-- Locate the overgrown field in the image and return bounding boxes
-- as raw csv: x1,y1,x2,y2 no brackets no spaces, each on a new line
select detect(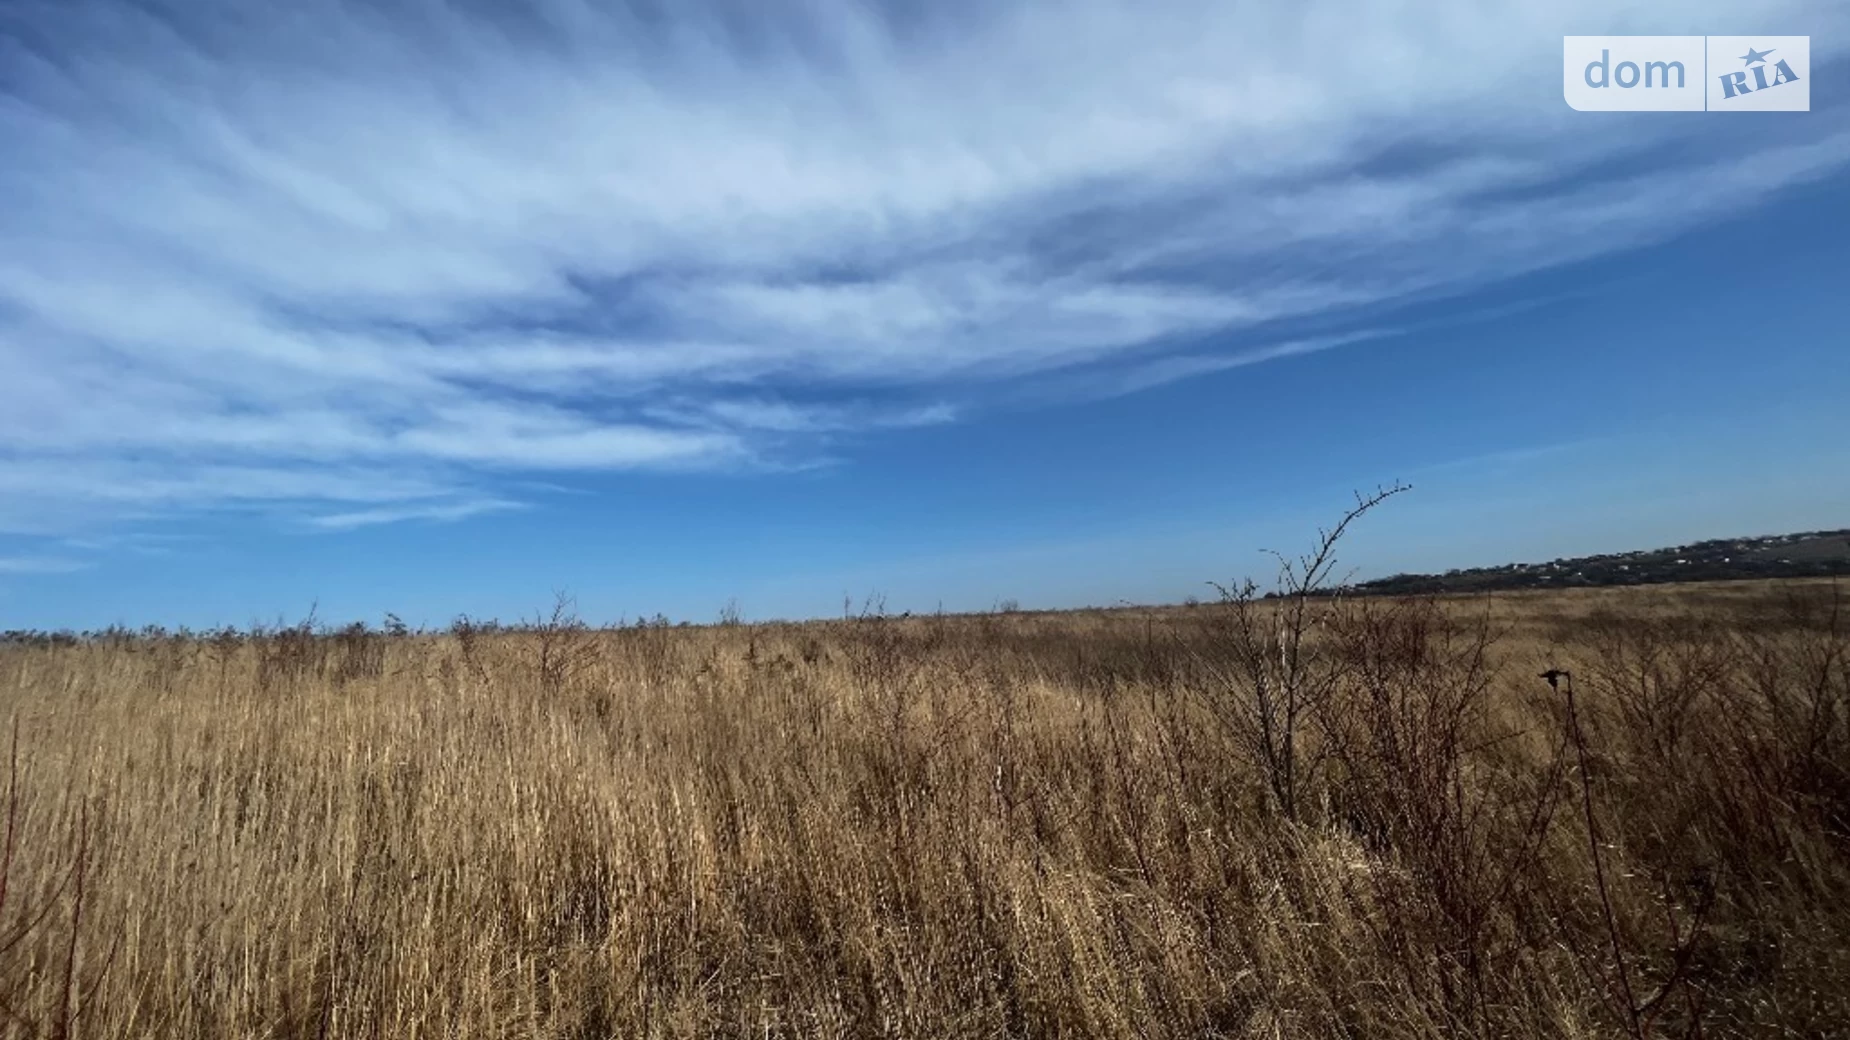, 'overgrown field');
1,579,1846,1038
